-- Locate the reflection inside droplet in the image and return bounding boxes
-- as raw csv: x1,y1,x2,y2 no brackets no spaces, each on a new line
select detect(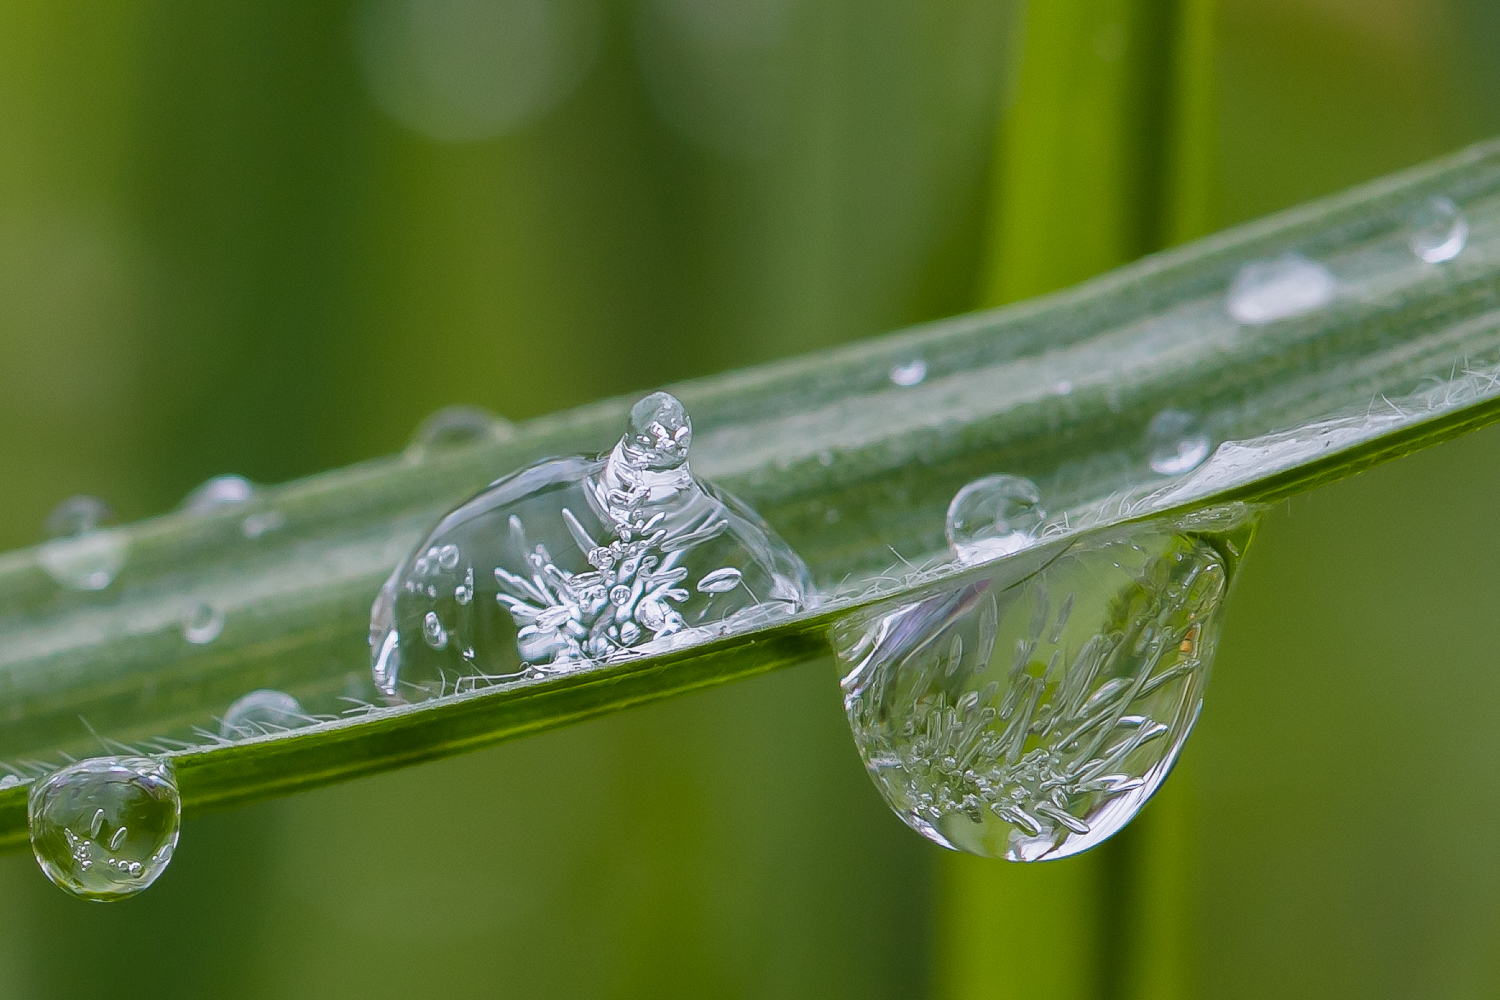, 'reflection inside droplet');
1226,253,1336,325
1408,195,1468,264
946,475,1045,564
